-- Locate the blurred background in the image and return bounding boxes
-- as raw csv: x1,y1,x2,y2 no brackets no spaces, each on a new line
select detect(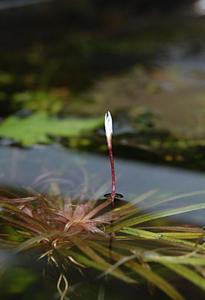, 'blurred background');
2,0,205,195
0,1,204,119
1,1,205,153
1,0,205,184
1,0,205,179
